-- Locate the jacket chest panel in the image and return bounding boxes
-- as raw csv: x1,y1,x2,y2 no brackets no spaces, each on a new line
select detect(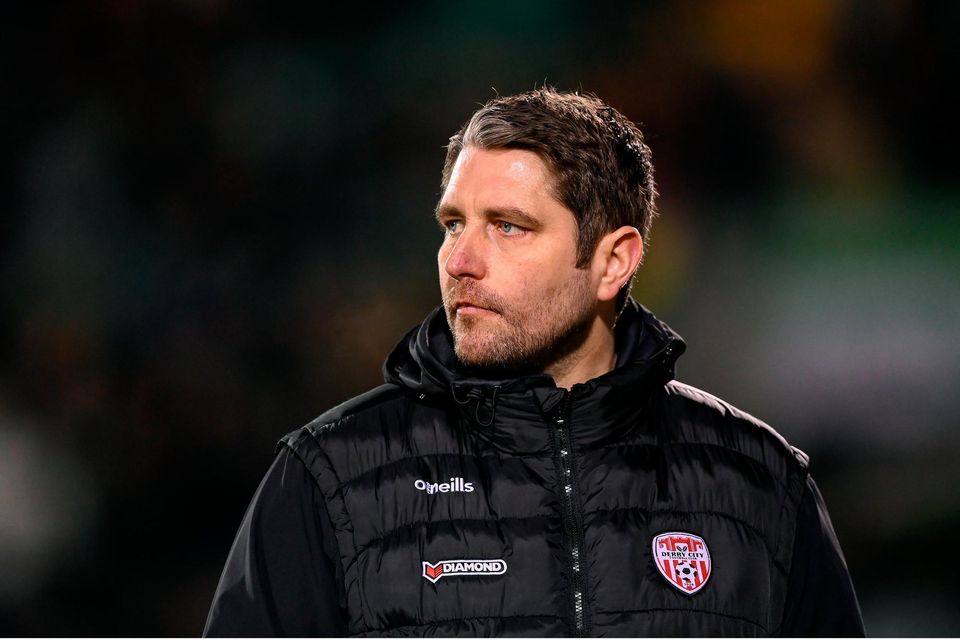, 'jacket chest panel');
340,453,559,551
579,510,774,633
356,515,568,632
576,444,783,537
325,417,792,636
342,453,570,632
569,444,784,633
